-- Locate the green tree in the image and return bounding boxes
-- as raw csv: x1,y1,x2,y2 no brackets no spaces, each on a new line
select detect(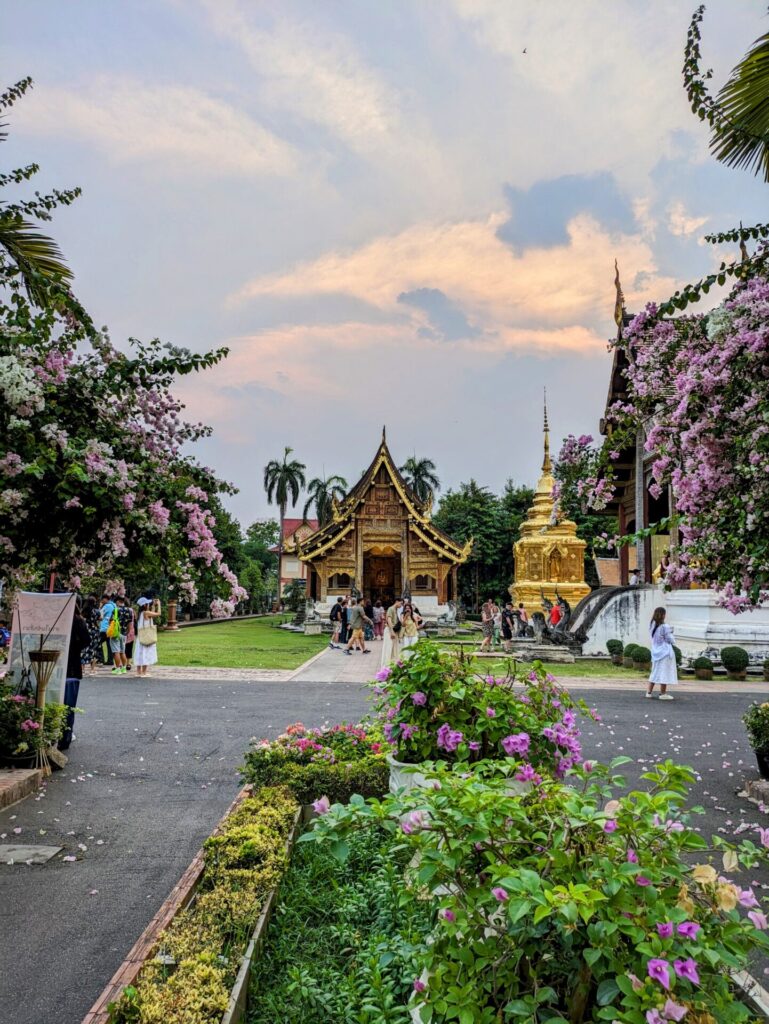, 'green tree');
399,456,440,504
303,474,348,526
240,559,266,612
243,520,280,576
434,481,498,611
263,447,306,598
0,78,80,305
207,496,245,575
